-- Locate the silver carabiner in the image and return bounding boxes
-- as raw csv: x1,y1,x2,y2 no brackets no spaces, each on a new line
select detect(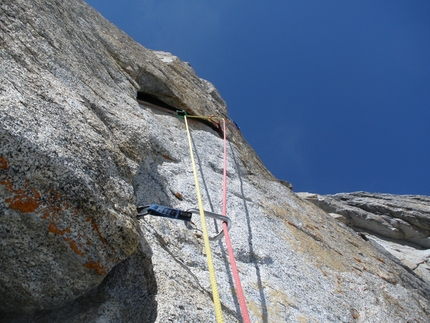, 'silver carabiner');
136,205,151,218
187,208,232,241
